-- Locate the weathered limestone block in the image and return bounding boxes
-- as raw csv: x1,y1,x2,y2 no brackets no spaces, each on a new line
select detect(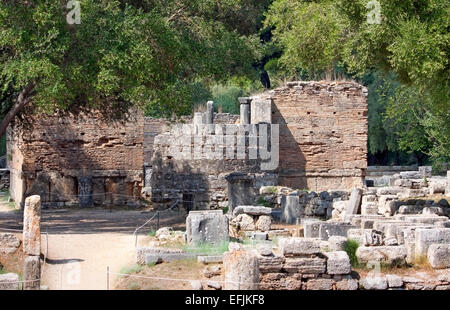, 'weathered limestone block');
255,215,271,232
186,211,229,245
223,250,259,290
135,247,183,265
233,205,272,217
377,195,398,215
419,166,432,178
282,257,326,274
240,102,250,125
414,228,450,258
394,179,413,188
23,256,40,290
376,187,403,196
361,202,378,215
305,279,334,290
400,171,421,179
386,274,403,288
318,222,357,241
281,195,300,224
422,207,444,216
257,255,285,273
335,278,358,290
206,101,214,124
356,246,407,266
0,233,21,254
325,251,351,275
362,195,377,203
0,273,19,290
361,277,388,290
279,237,321,256
232,214,255,231
430,181,446,195
347,228,365,244
251,99,271,124
303,220,322,238
259,273,302,290
362,229,384,246
427,244,450,269
328,236,348,251
446,171,450,197
346,188,363,215
23,195,41,256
